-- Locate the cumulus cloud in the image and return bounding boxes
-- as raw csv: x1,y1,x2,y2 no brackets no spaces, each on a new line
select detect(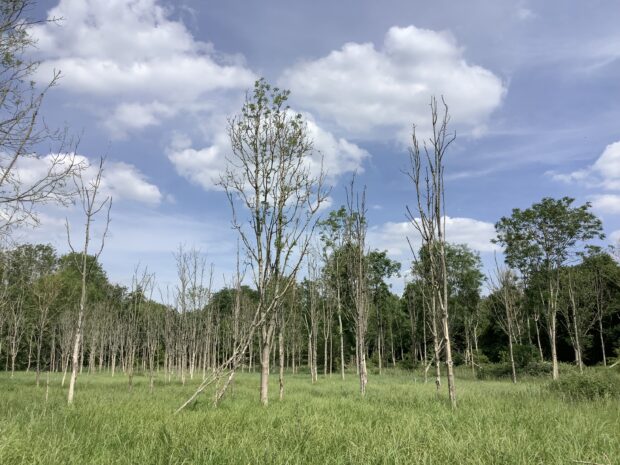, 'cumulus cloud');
551,141,620,192
368,217,499,260
280,25,505,141
32,0,255,137
167,113,369,192
16,154,163,205
590,194,620,215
